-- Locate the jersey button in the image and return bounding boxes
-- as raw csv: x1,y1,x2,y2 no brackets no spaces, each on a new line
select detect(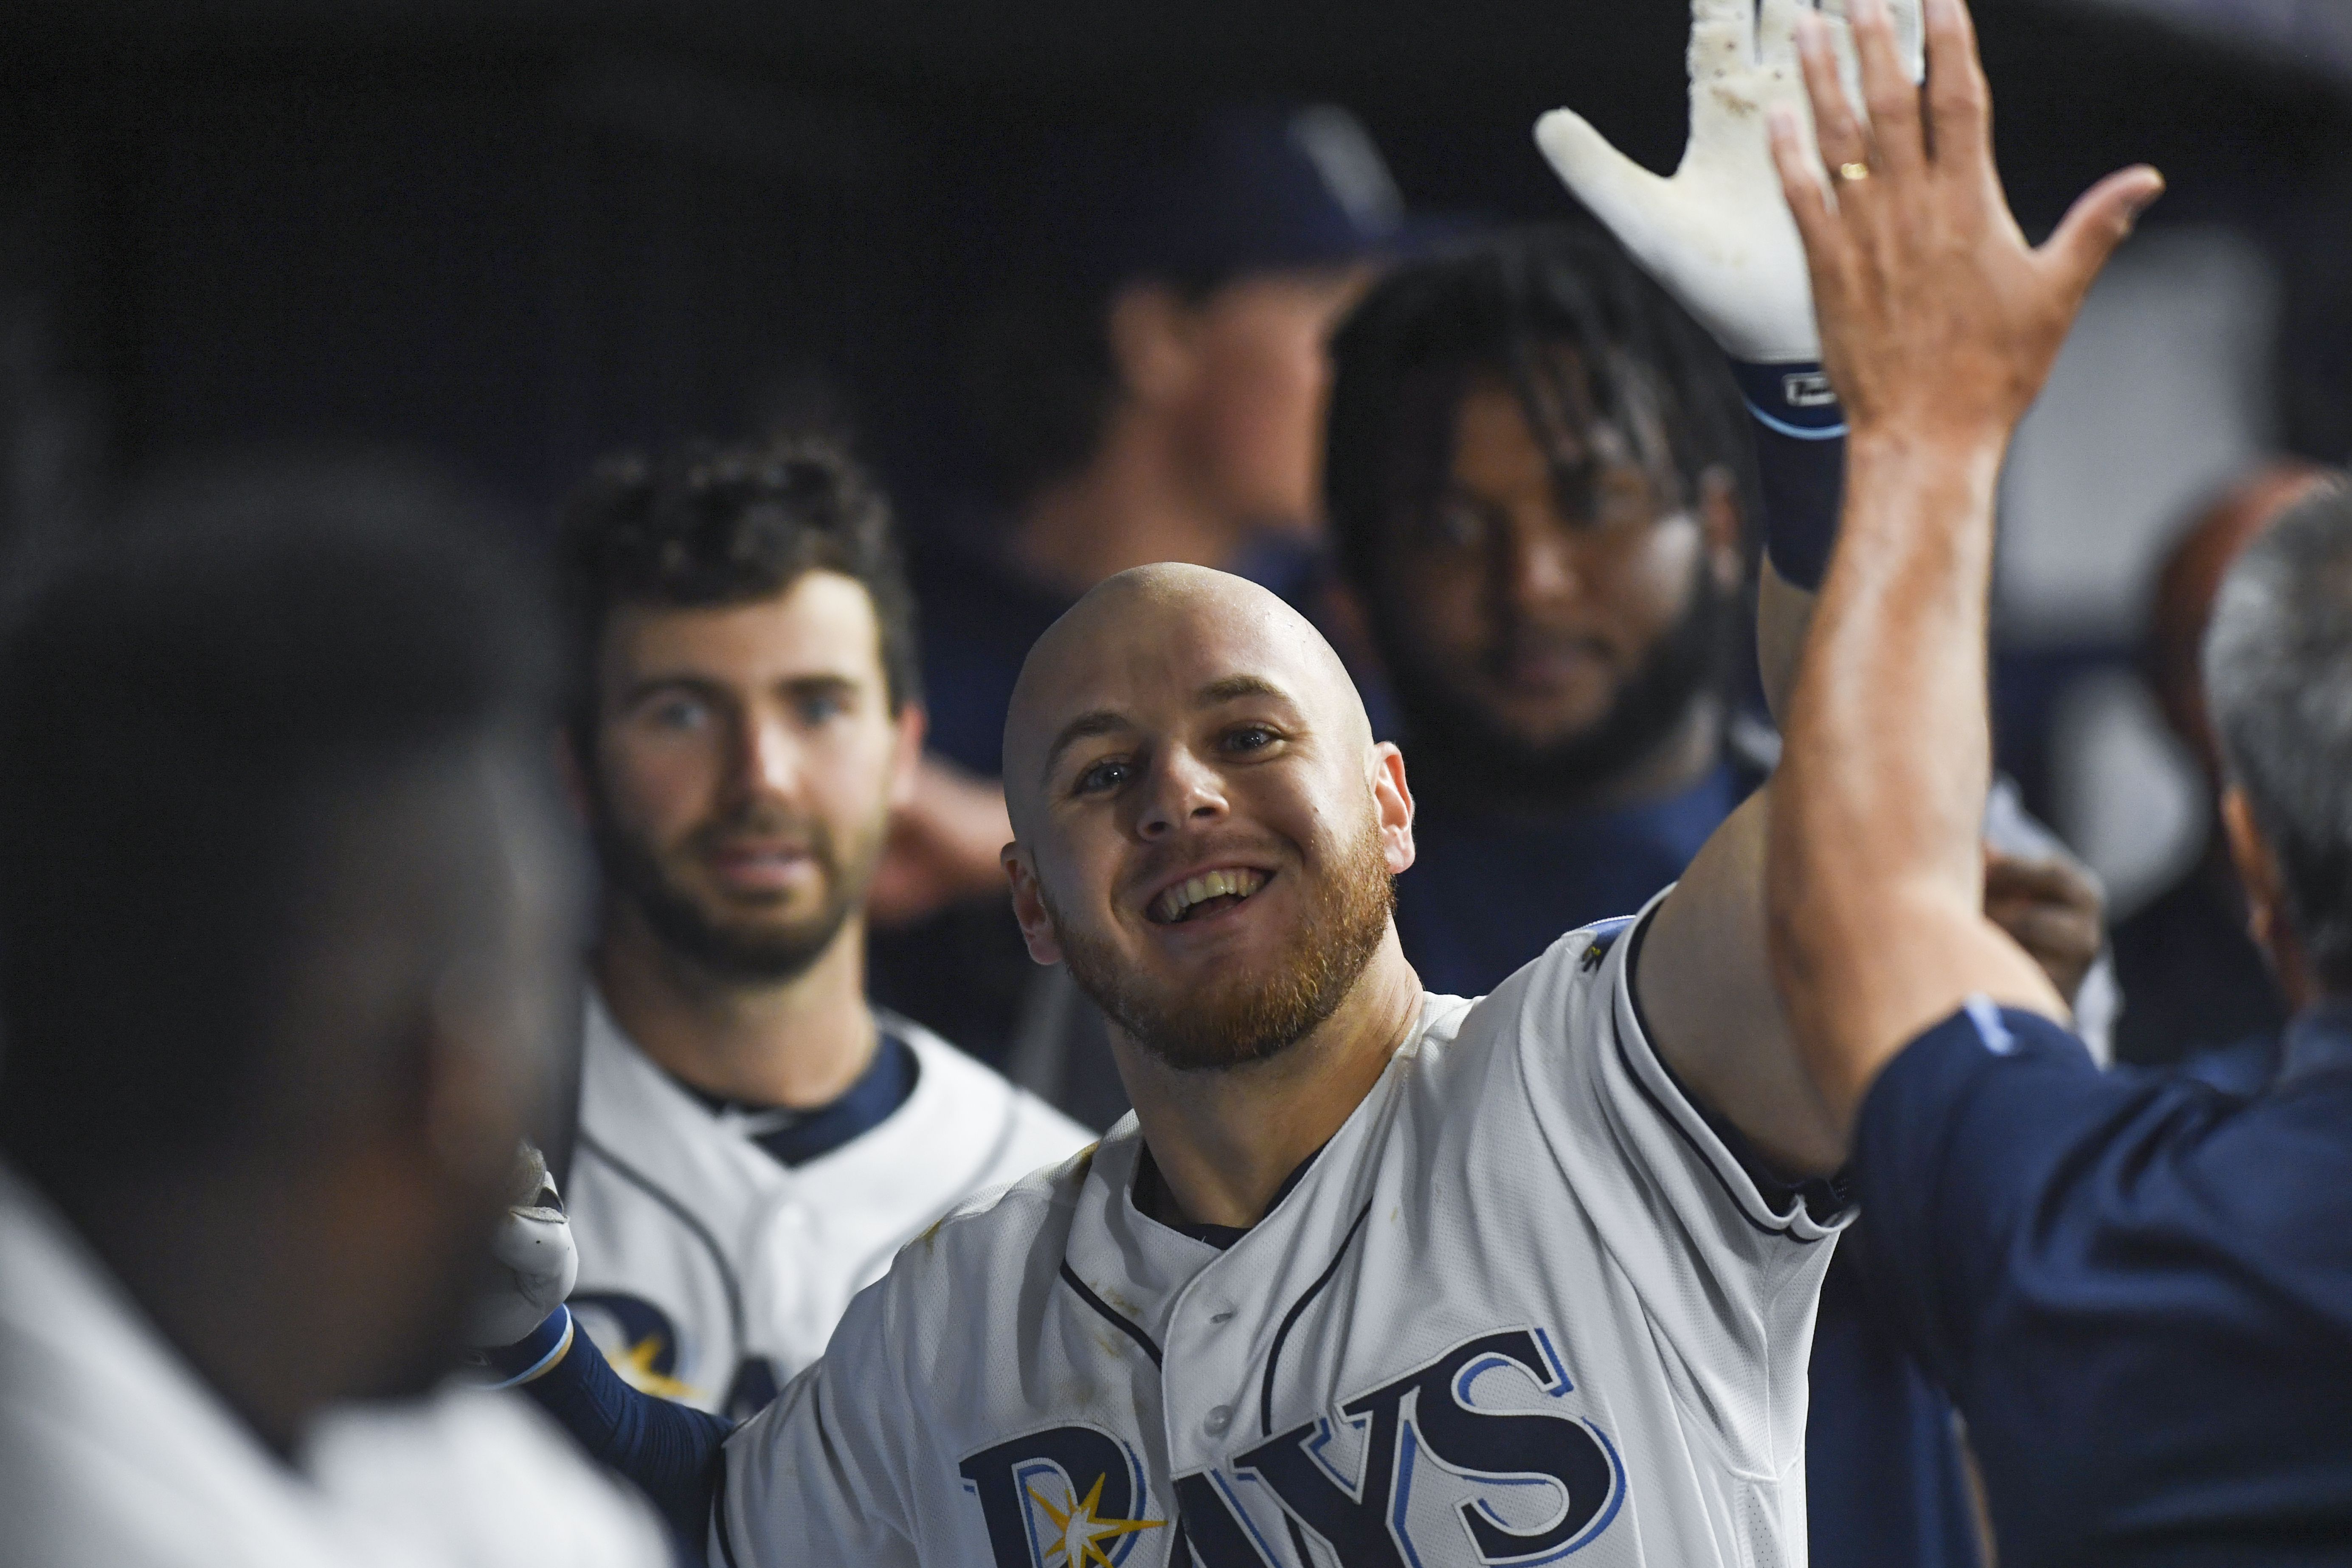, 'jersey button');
1204,1405,1233,1436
